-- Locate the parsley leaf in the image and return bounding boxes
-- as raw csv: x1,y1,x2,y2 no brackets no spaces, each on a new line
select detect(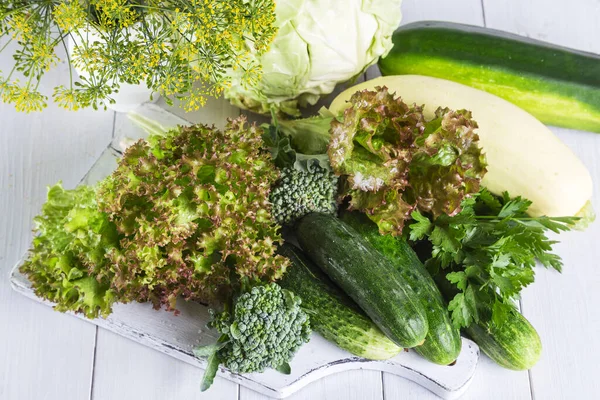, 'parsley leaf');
409,211,433,241
410,188,578,329
446,271,468,291
448,286,479,329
